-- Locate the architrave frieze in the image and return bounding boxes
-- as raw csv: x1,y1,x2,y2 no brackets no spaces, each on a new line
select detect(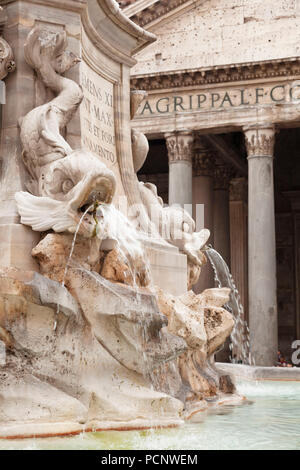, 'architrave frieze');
131,57,300,91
